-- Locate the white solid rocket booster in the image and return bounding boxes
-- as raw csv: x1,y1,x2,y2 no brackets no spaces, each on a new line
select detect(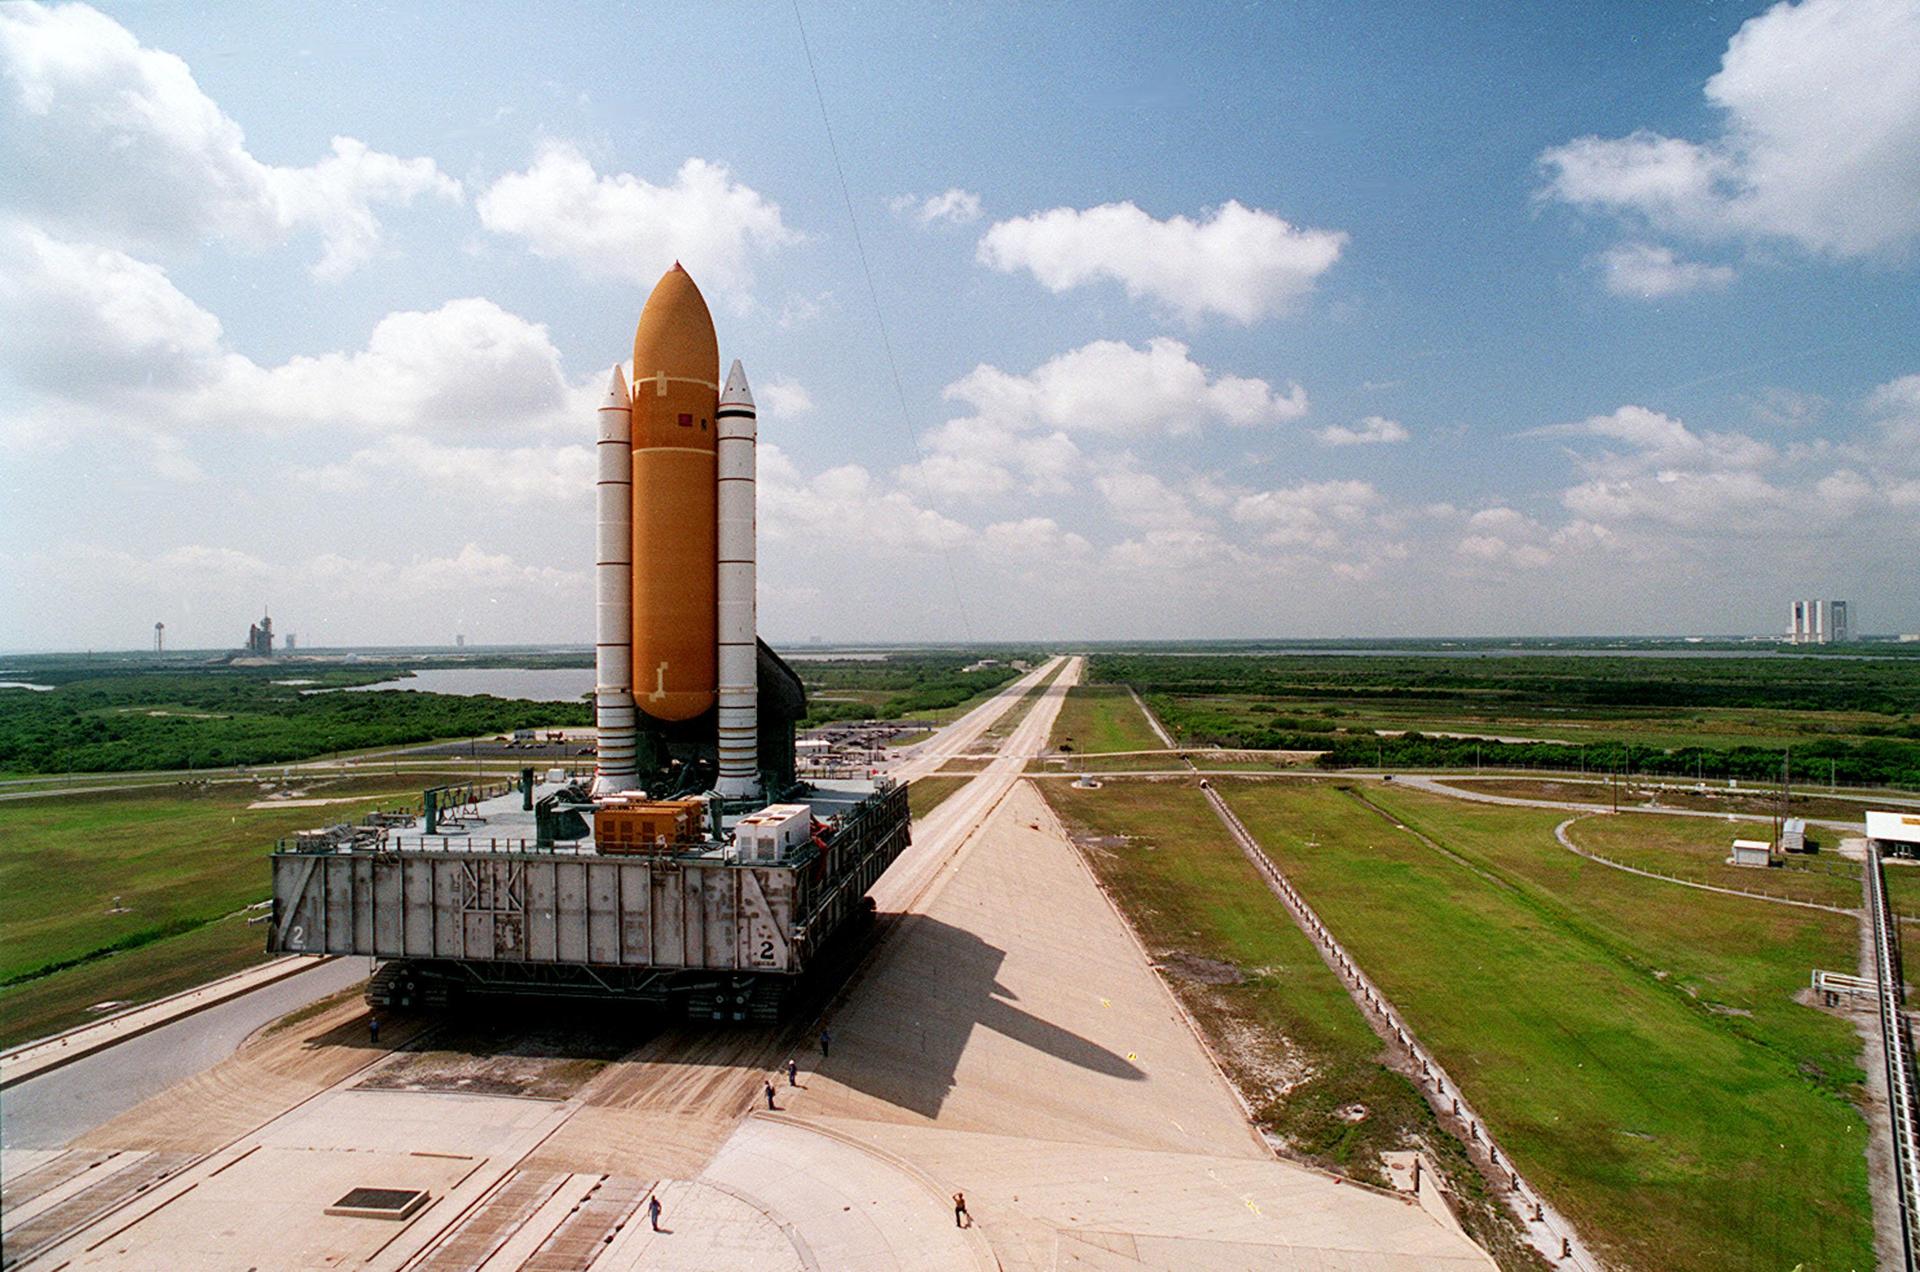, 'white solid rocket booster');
714,359,759,798
593,365,640,794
